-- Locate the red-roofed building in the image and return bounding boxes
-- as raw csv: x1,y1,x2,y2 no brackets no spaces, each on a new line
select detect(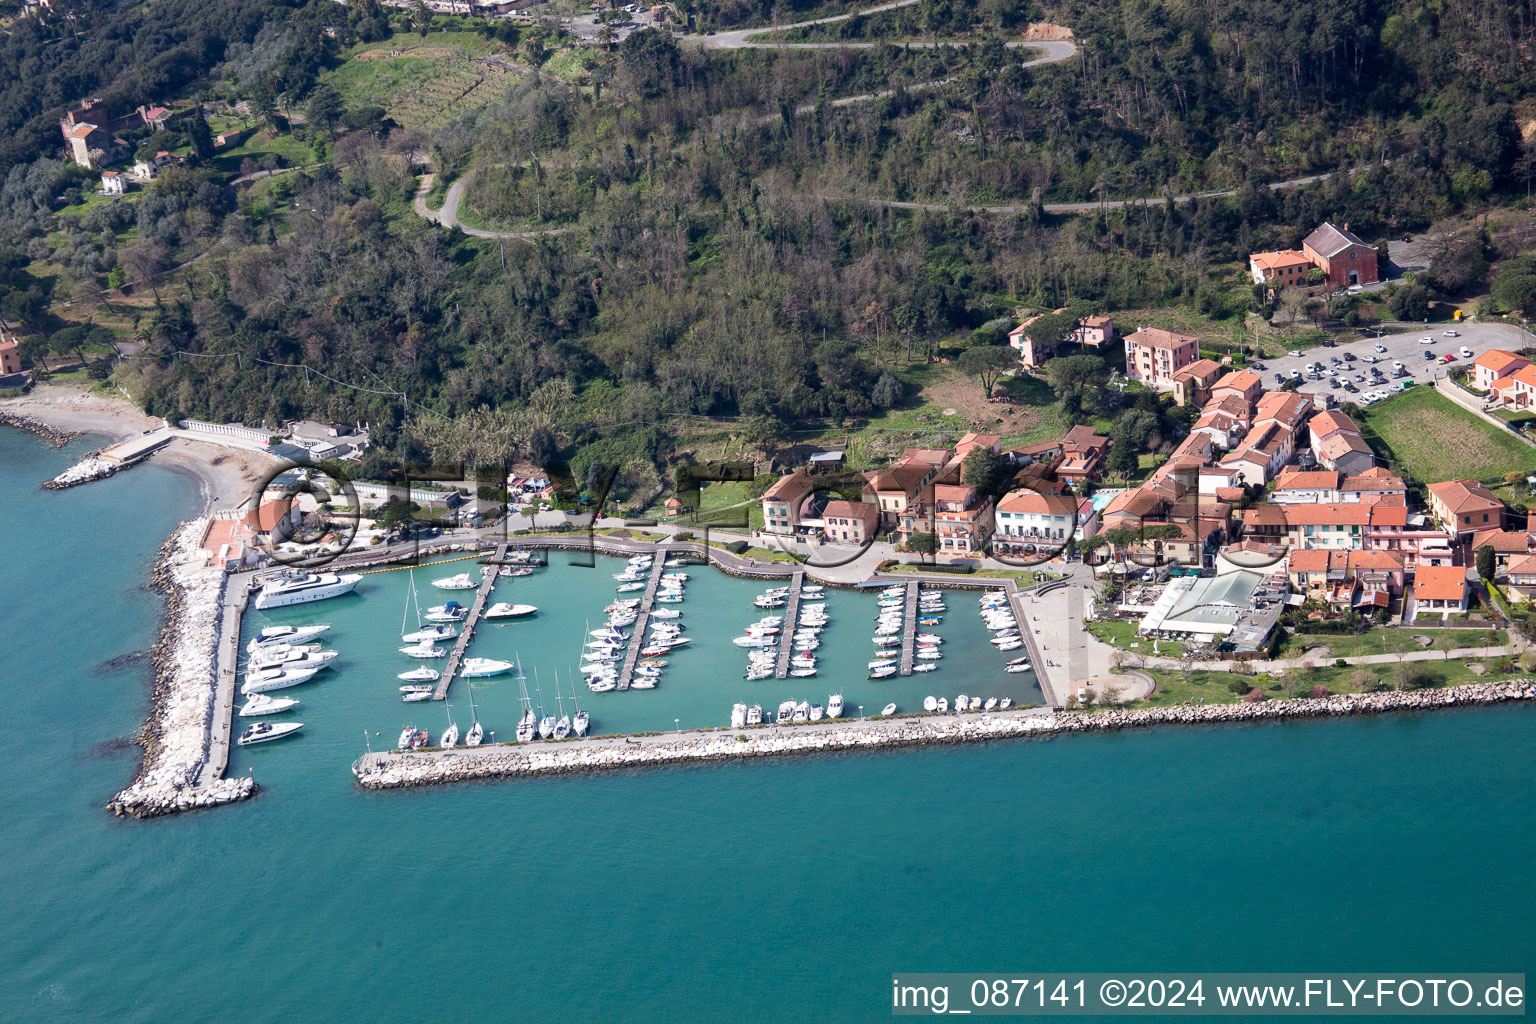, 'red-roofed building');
1272,470,1342,504
1426,479,1505,539
1472,349,1532,392
1008,308,1067,368
199,517,255,570
955,432,1001,459
1340,467,1407,505
761,471,815,535
821,499,878,544
1124,327,1200,386
1248,249,1314,290
1506,554,1536,599
1412,565,1470,619
994,489,1079,548
930,483,994,554
1170,358,1224,406
1487,362,1536,410
1210,370,1263,408
1073,314,1116,347
1302,223,1379,289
